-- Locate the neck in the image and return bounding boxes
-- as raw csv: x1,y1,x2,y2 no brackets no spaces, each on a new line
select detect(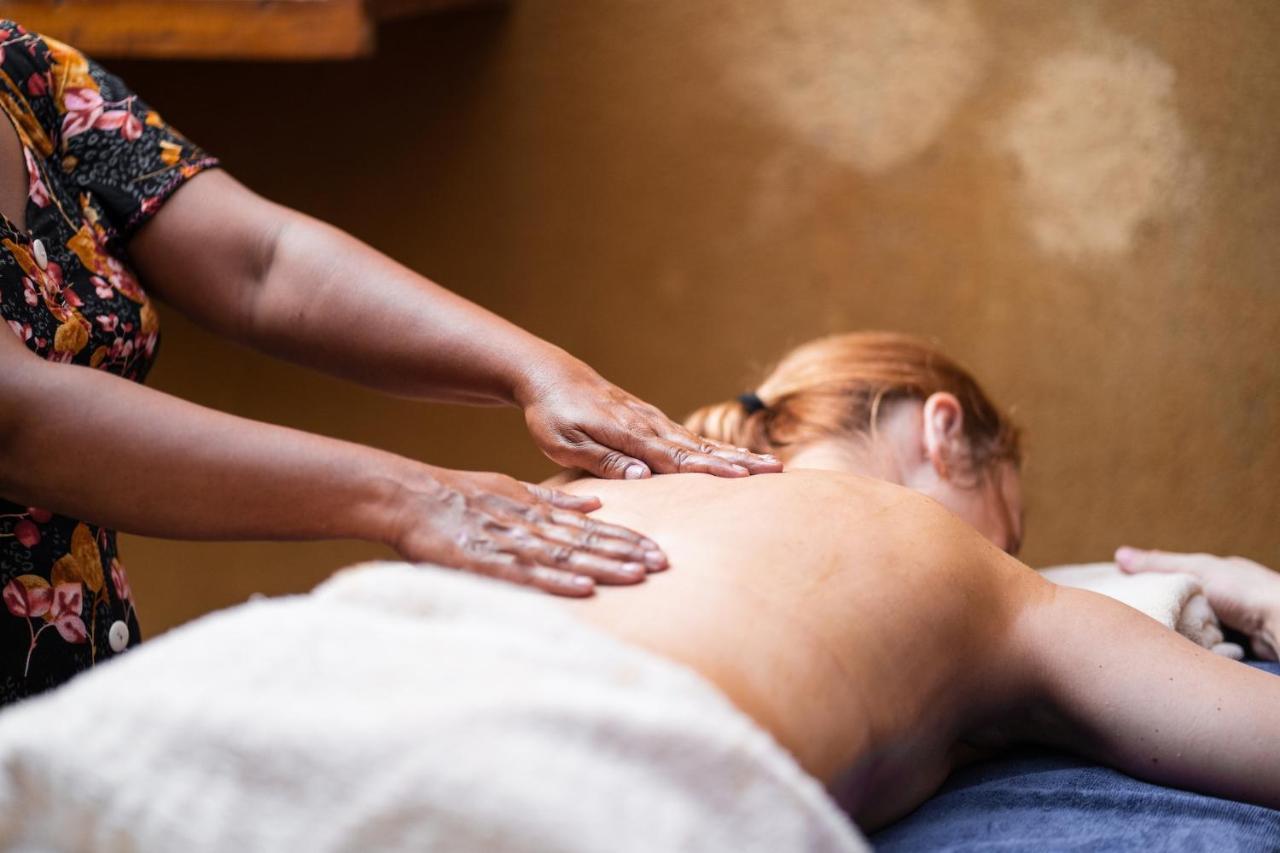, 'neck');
783,440,903,484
